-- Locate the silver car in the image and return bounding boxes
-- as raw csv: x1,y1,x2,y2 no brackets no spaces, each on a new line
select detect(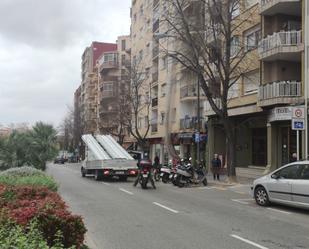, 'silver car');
251,161,309,209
